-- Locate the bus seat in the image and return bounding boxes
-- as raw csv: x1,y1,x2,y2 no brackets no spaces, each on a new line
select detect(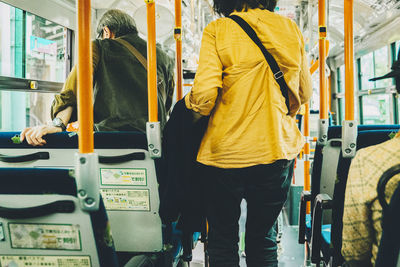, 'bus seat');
327,125,400,140
0,131,163,254
311,130,394,266
0,168,118,267
299,139,341,244
299,125,400,245
321,224,332,263
304,213,312,242
168,222,201,265
0,131,147,149
376,165,400,267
